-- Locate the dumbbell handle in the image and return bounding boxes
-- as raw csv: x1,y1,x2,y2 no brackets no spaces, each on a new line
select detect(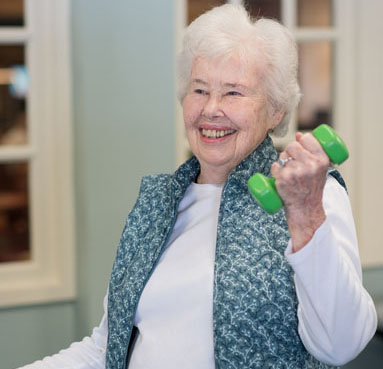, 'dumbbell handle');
248,124,349,214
